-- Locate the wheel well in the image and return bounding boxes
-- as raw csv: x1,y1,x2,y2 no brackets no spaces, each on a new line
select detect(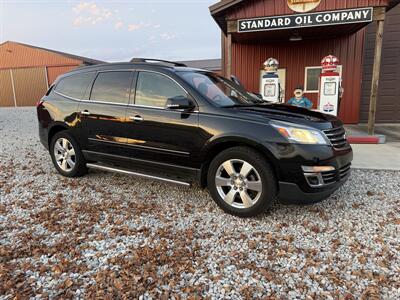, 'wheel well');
48,125,68,148
199,141,279,188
